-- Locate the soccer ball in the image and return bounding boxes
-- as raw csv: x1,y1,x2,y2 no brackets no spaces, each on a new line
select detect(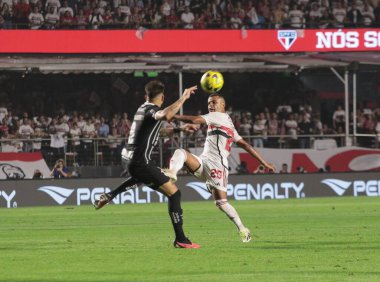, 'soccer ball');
200,70,224,94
